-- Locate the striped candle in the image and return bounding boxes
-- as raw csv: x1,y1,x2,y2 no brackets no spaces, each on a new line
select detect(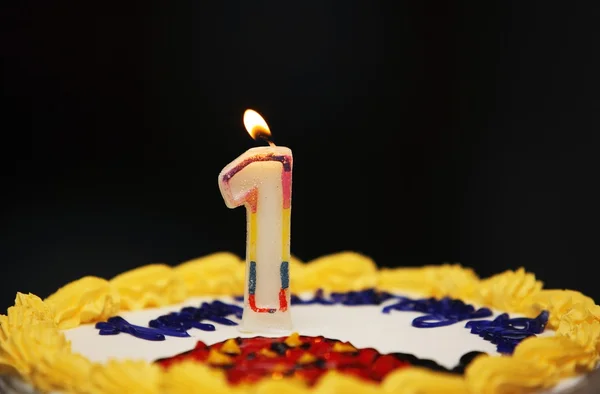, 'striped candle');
218,111,293,333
